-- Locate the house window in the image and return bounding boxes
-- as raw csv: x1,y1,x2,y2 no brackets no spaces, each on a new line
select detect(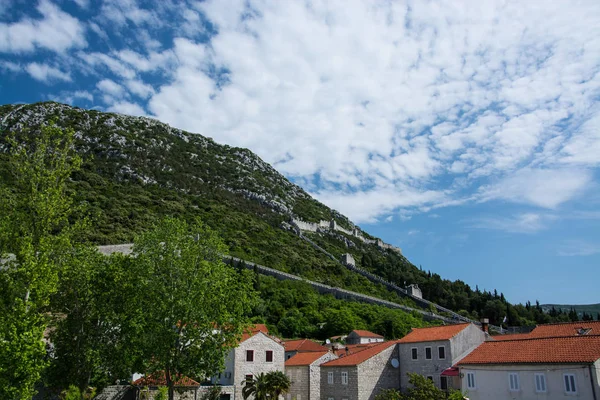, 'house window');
466,372,476,390
328,372,334,384
426,376,433,381
341,372,348,385
508,373,520,391
440,377,448,390
411,348,418,360
438,346,445,360
246,350,254,362
245,374,253,382
425,347,432,360
564,374,577,394
266,350,273,362
535,373,547,393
